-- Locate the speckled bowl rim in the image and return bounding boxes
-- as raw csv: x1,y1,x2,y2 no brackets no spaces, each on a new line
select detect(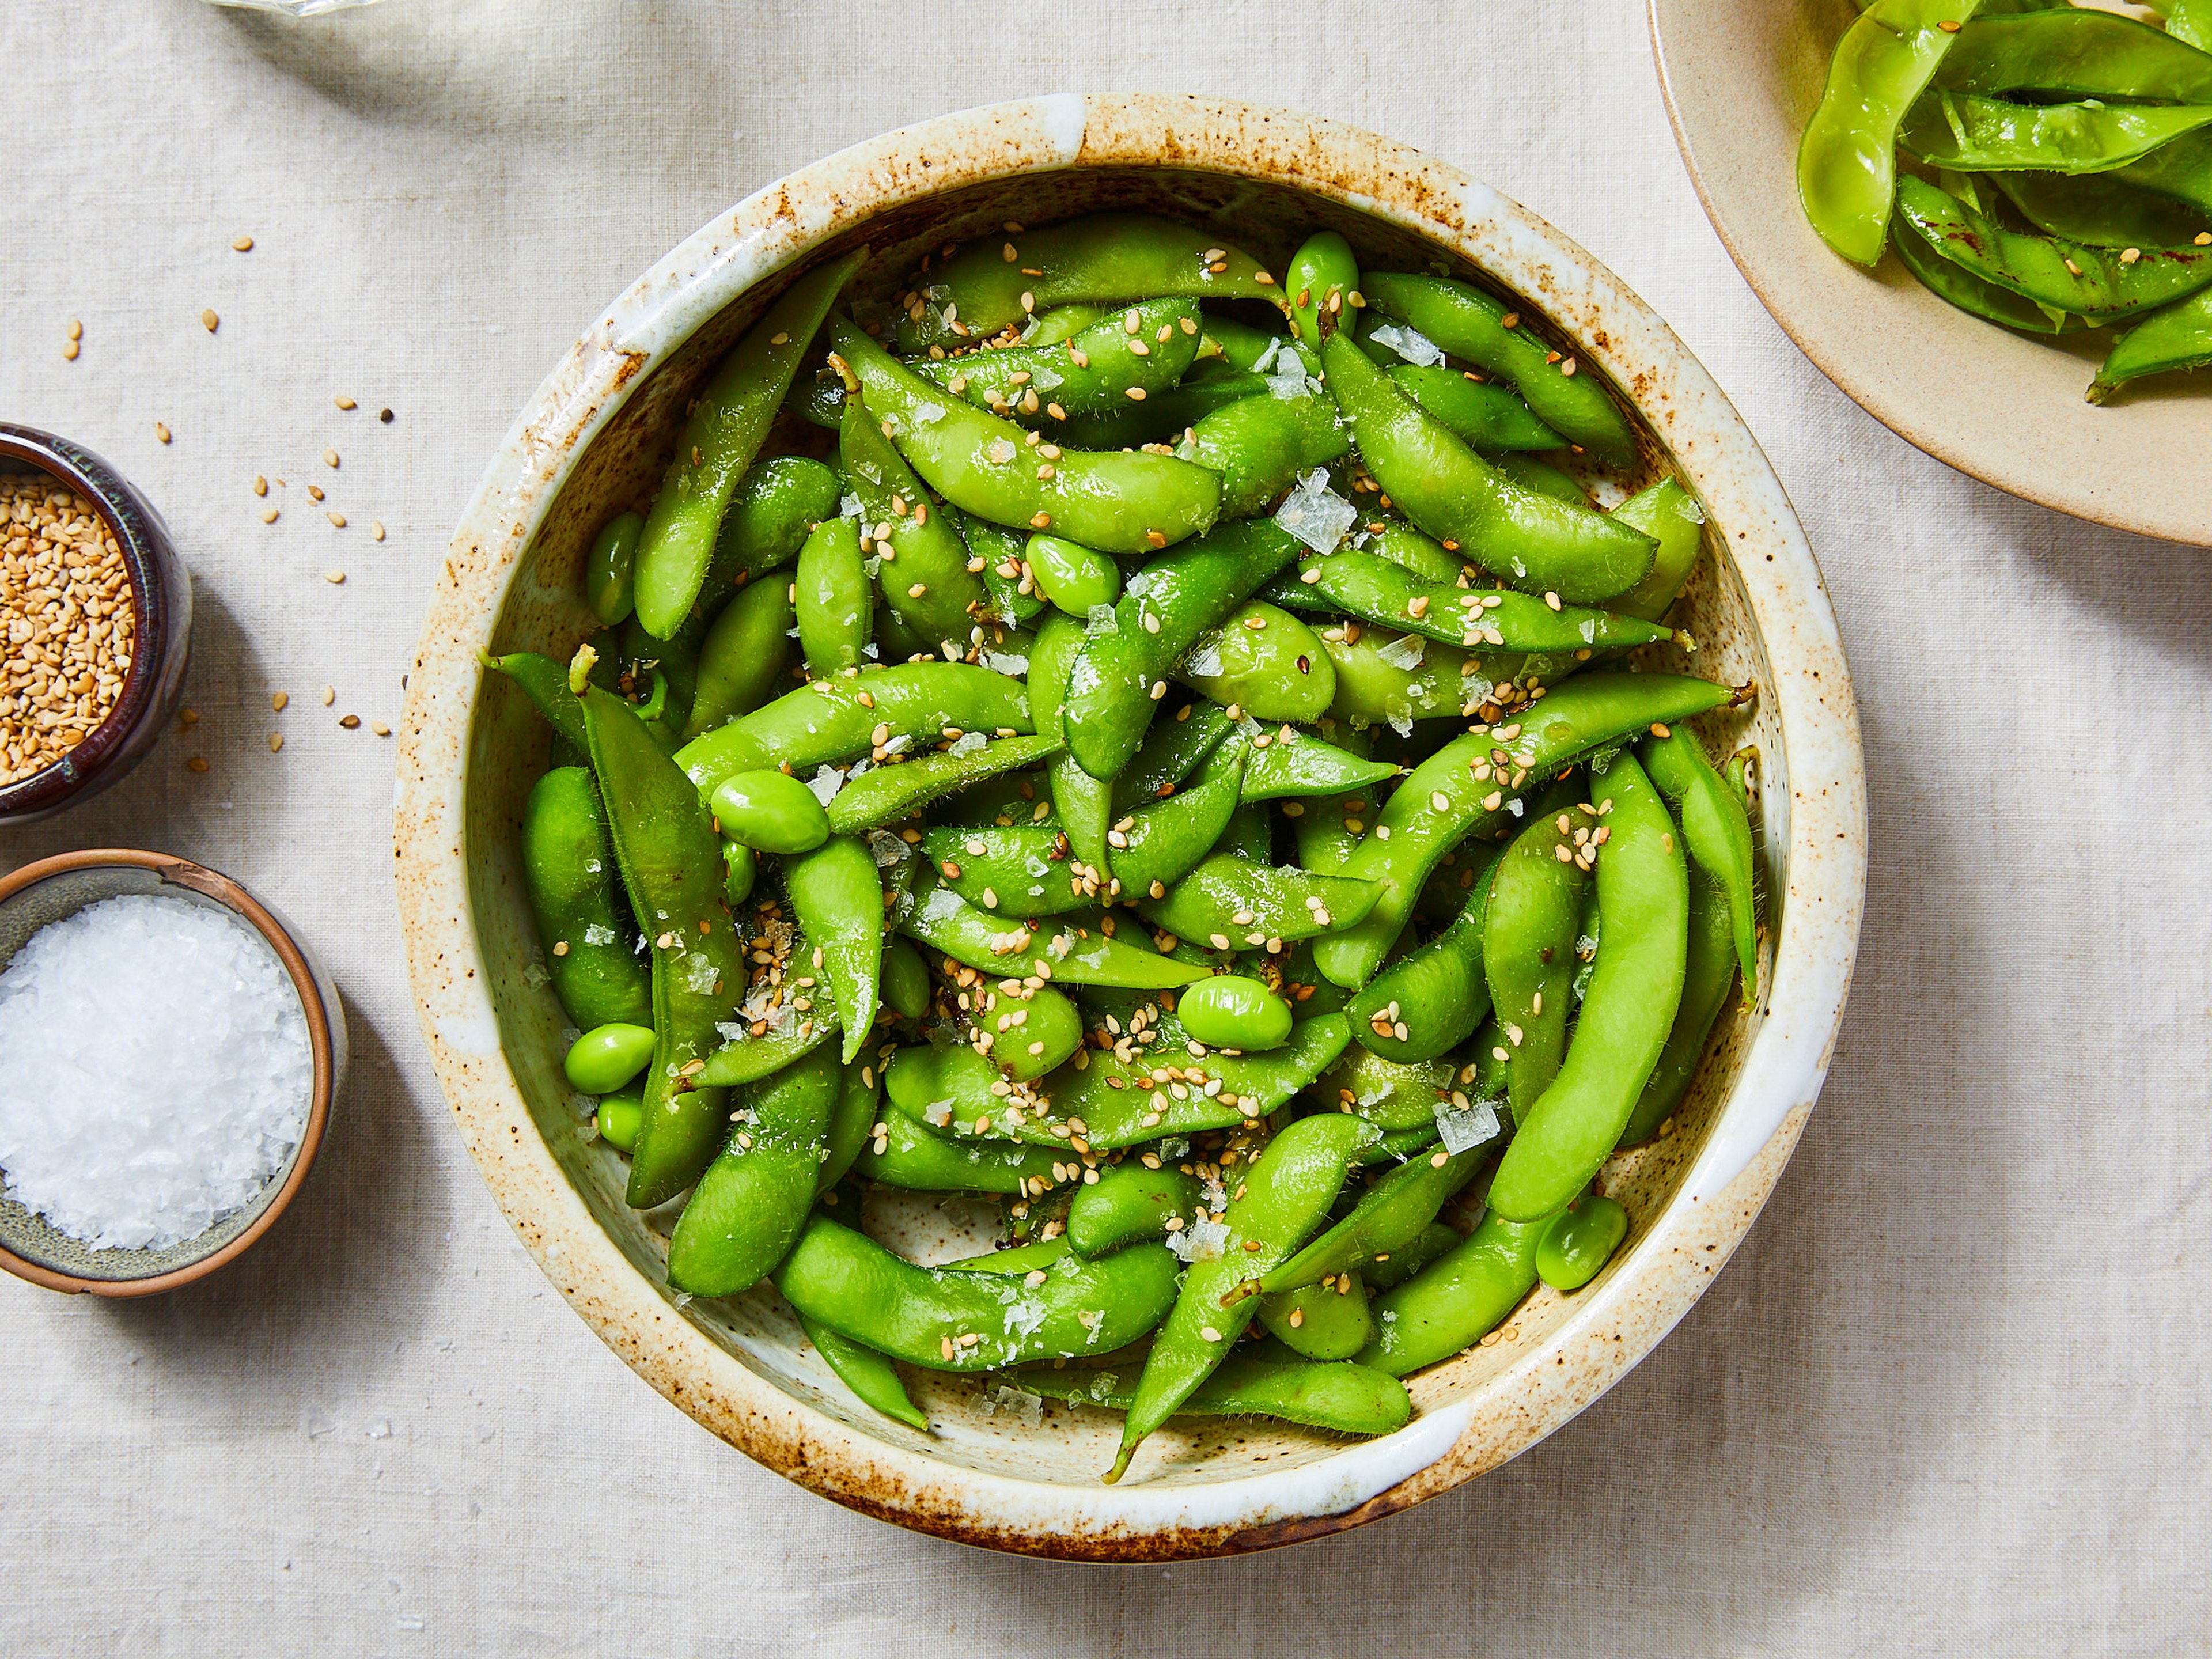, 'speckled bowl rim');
0,849,338,1297
395,94,1869,1560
